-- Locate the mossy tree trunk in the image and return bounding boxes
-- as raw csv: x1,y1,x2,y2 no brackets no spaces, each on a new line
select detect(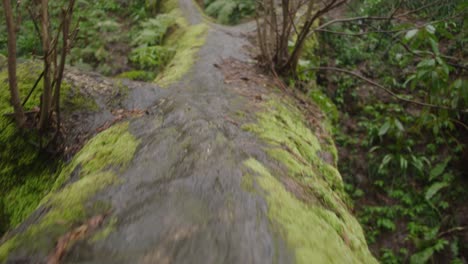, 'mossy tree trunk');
2,0,26,127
